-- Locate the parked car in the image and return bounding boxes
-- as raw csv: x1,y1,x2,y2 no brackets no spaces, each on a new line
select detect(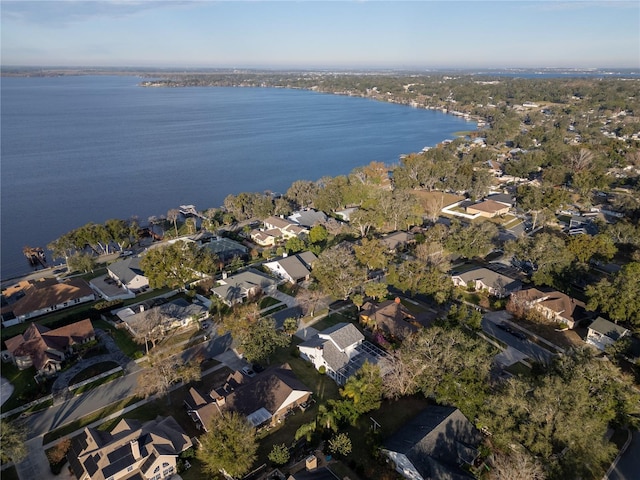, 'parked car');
497,322,527,341
242,366,256,378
